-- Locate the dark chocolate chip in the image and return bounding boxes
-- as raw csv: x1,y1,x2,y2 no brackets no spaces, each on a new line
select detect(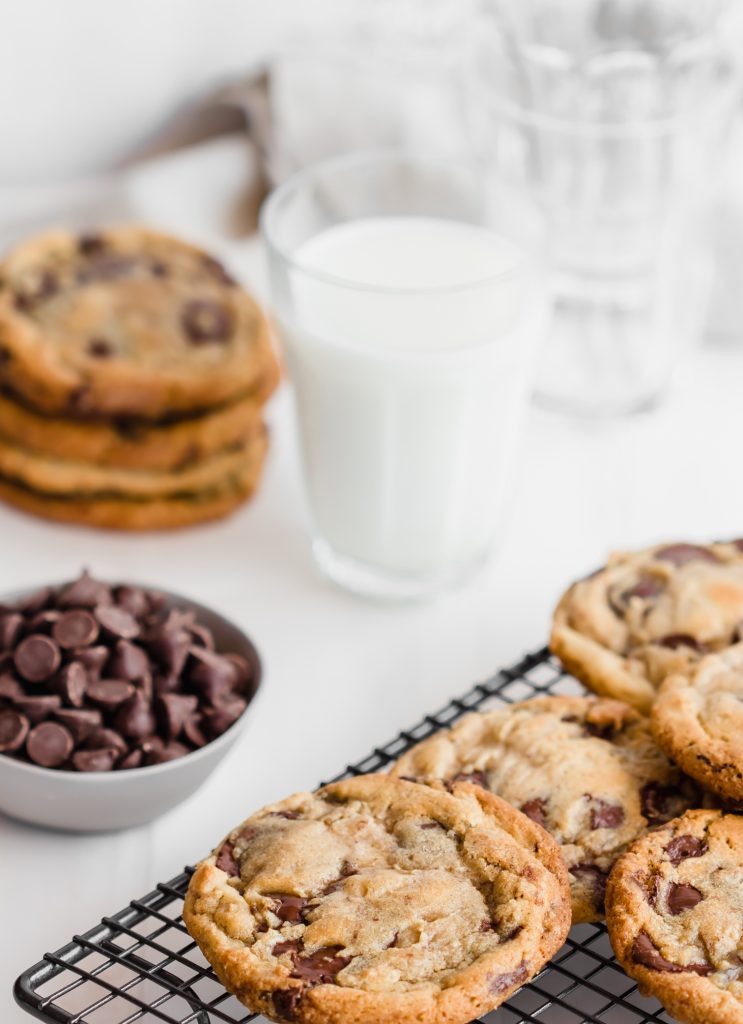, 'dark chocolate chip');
58,571,113,609
26,721,73,767
272,988,302,1022
590,799,625,829
114,691,156,739
52,610,99,649
0,709,29,751
641,783,683,826
216,841,240,876
666,835,708,865
25,609,61,634
273,939,304,958
610,573,665,615
202,698,246,738
181,299,233,343
452,770,488,788
14,634,61,682
655,544,719,567
0,612,23,650
570,863,608,910
83,727,128,758
488,962,528,994
86,678,135,711
72,645,110,677
78,233,107,256
117,749,143,770
143,741,189,765
157,692,198,740
114,585,149,618
290,947,350,983
268,894,309,923
108,639,149,680
14,694,61,724
187,621,215,650
94,604,139,639
52,708,102,744
183,714,208,747
147,626,190,676
0,672,24,702
73,747,118,772
520,798,547,828
87,337,114,358
188,647,238,697
667,883,703,916
54,662,87,707
632,931,712,974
